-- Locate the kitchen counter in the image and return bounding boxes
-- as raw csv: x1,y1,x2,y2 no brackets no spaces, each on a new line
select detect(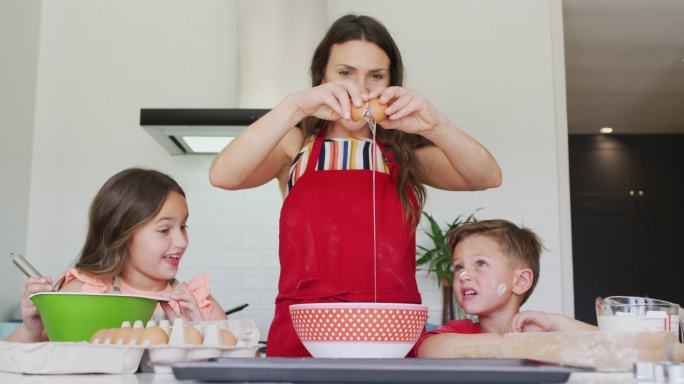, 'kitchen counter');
0,372,637,383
